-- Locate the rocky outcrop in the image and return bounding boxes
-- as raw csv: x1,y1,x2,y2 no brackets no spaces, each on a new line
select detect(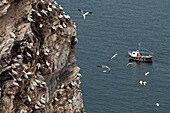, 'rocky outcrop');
0,0,84,112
